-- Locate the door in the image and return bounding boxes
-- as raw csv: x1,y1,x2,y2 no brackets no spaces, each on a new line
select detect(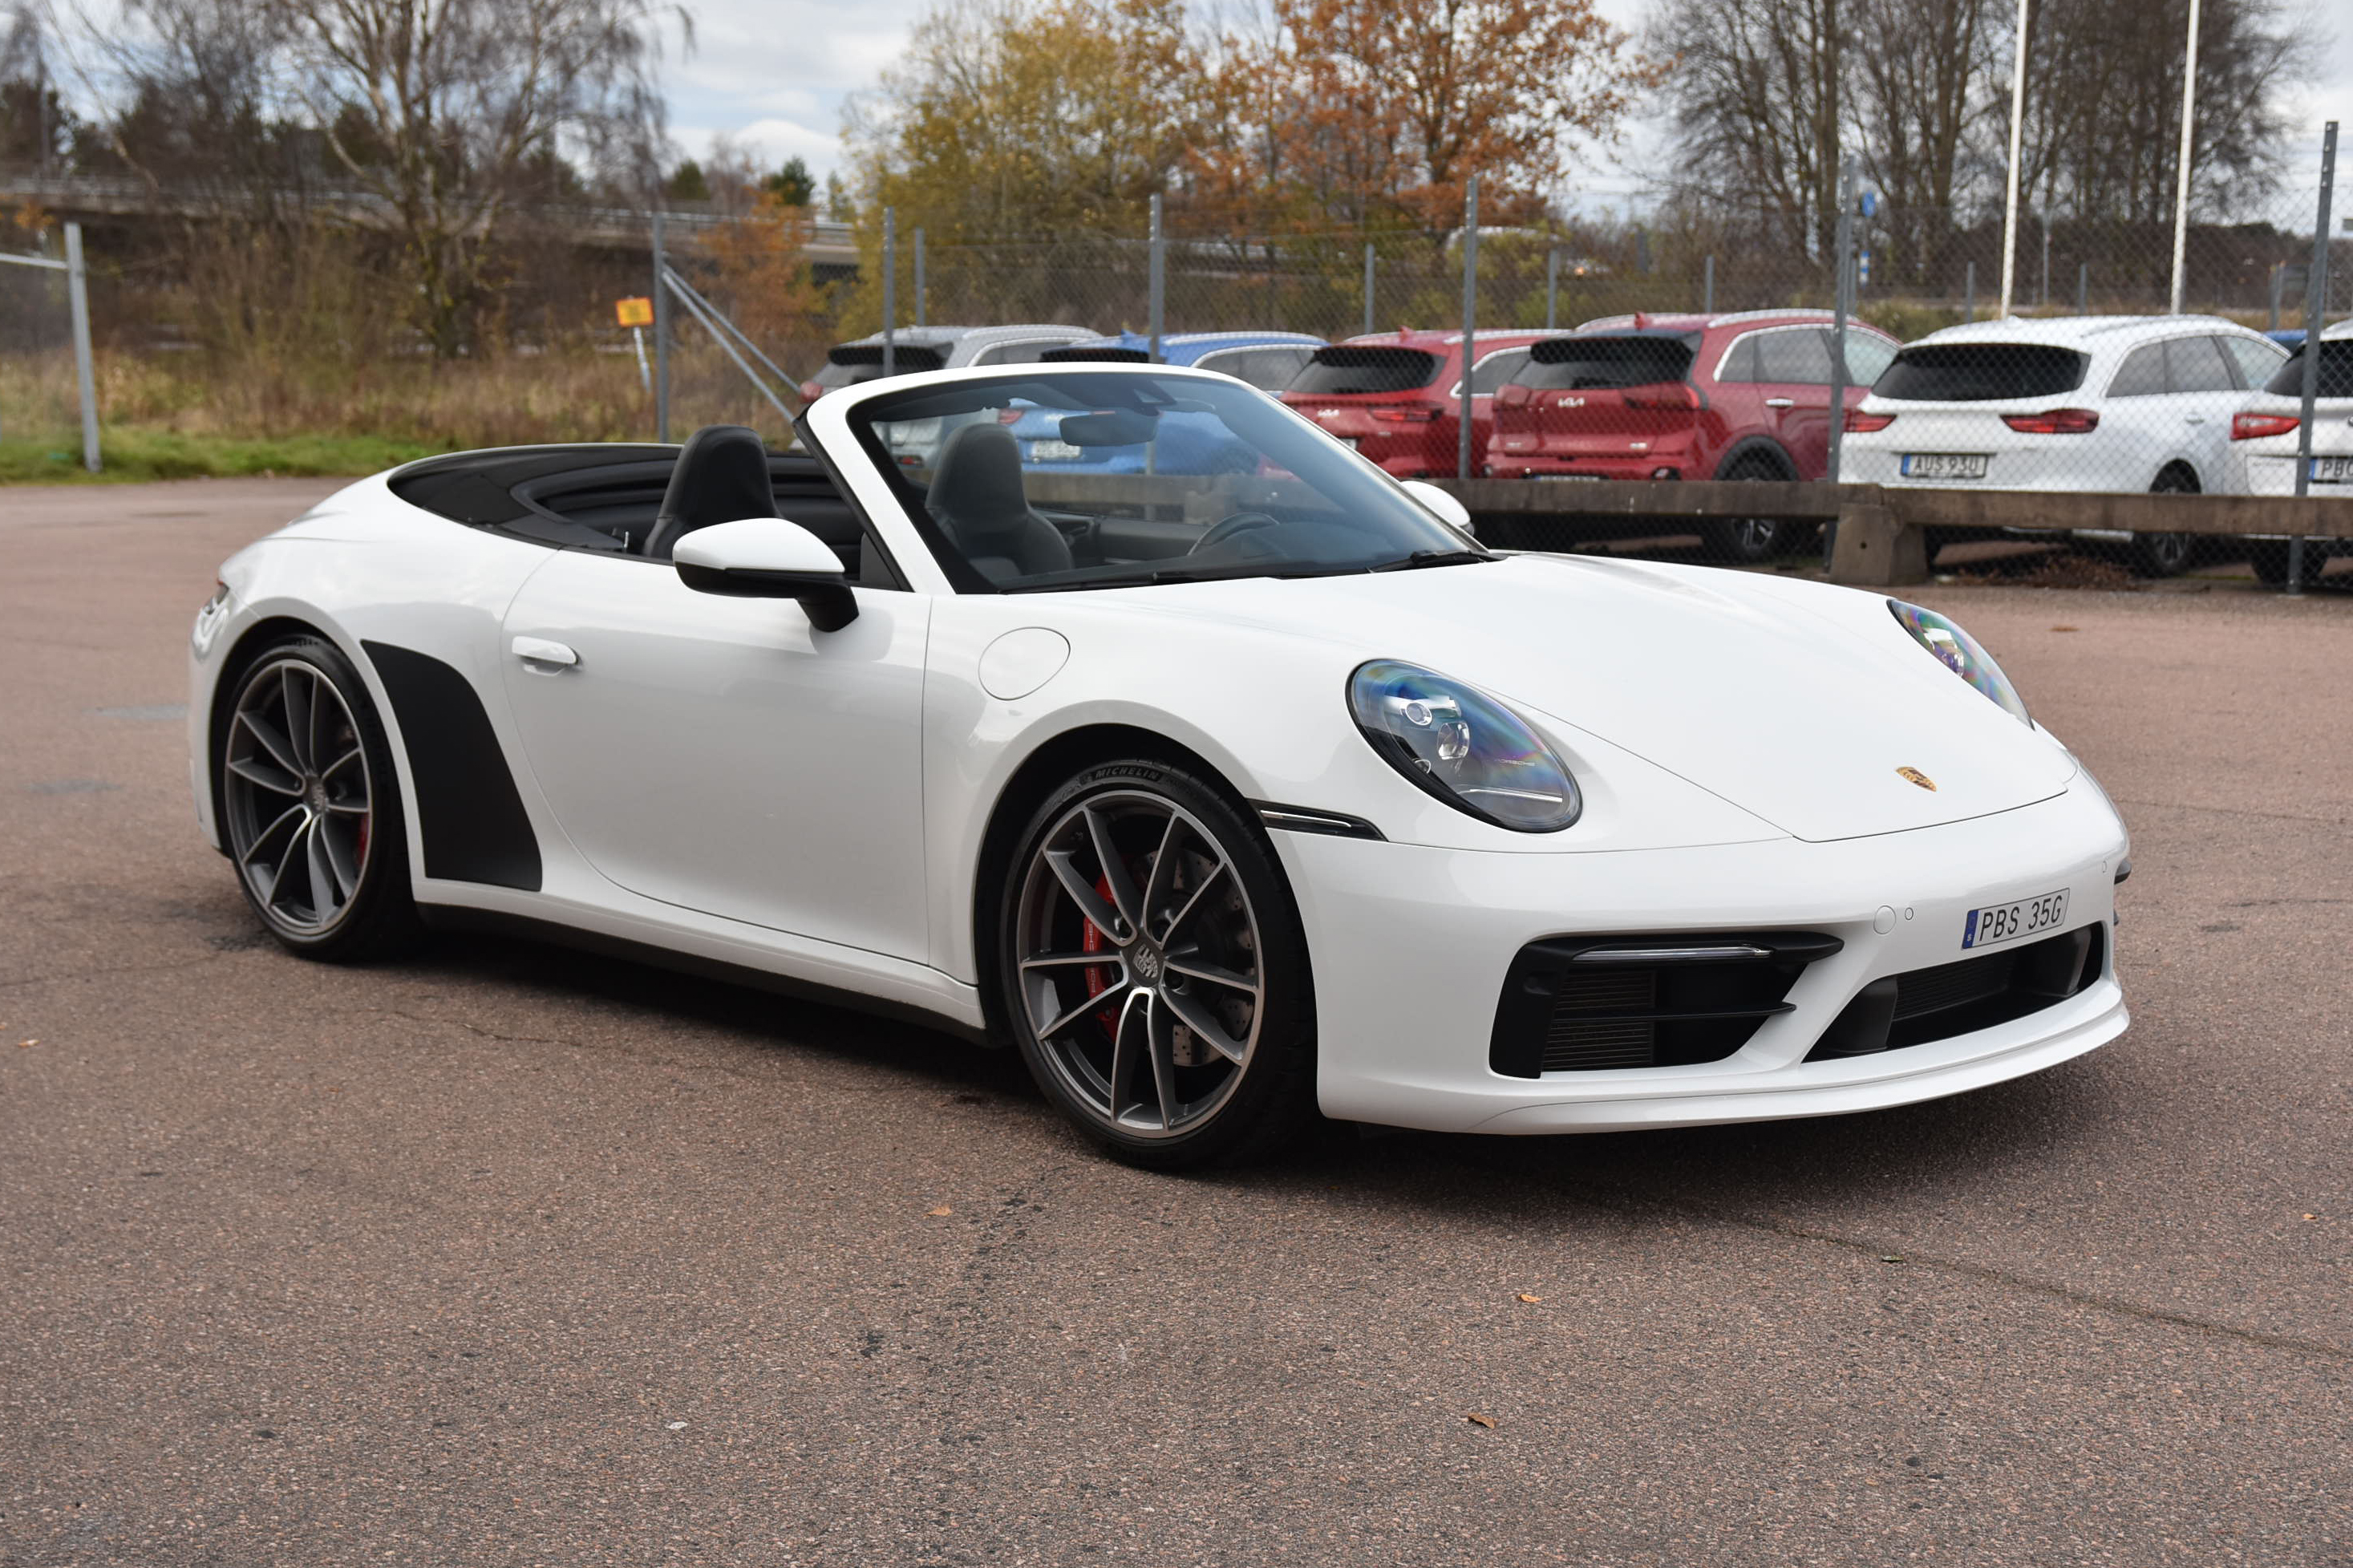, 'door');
498,551,934,961
2100,341,2178,489
1748,327,1837,476
2165,335,2250,487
